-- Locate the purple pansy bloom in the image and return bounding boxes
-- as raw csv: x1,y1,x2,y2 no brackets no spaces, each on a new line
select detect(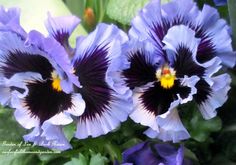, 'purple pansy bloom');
71,23,133,139
0,9,85,150
123,0,232,142
117,142,192,165
45,12,133,139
